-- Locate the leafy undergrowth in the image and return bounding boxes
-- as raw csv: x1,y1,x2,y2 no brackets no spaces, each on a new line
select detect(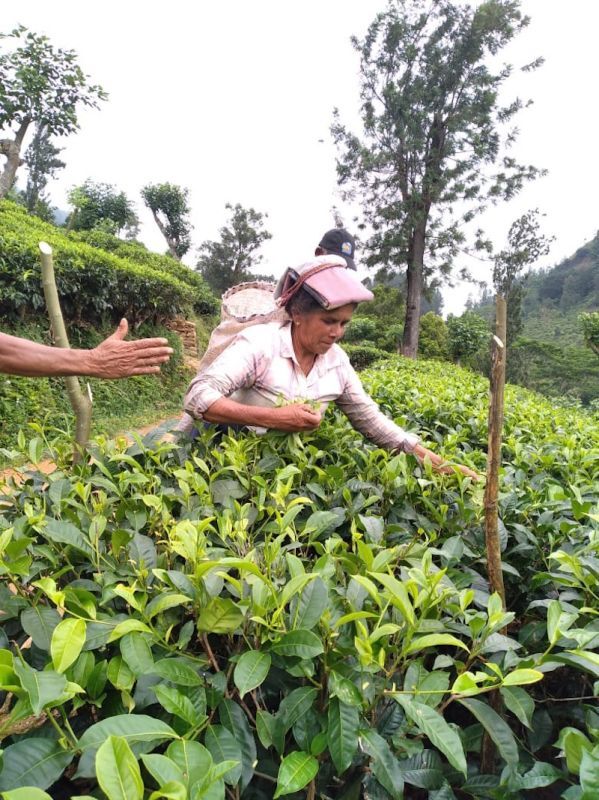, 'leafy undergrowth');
0,359,597,799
